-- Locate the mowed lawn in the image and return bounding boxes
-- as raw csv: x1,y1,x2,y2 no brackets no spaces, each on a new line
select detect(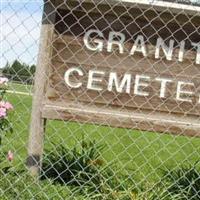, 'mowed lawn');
4,82,200,184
